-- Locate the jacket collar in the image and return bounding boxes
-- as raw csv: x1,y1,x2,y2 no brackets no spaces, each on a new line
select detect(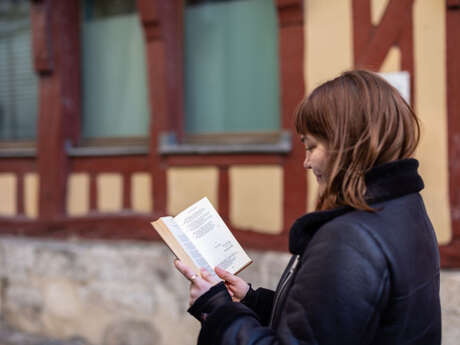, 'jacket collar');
289,158,424,254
